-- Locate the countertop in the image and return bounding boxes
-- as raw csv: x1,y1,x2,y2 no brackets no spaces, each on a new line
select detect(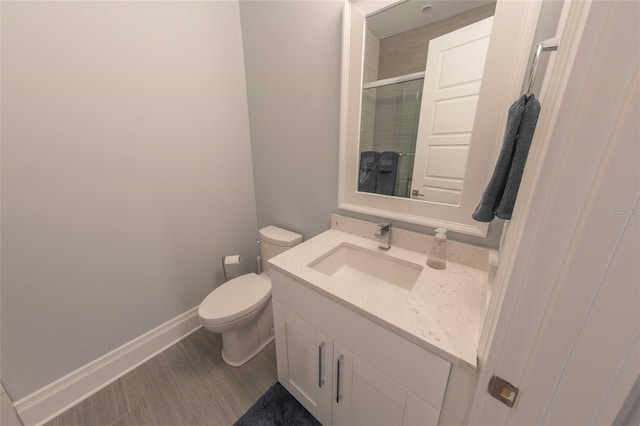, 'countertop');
268,229,487,370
